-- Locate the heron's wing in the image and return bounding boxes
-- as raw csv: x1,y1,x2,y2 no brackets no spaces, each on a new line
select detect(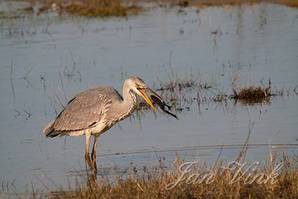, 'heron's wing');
52,87,123,132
